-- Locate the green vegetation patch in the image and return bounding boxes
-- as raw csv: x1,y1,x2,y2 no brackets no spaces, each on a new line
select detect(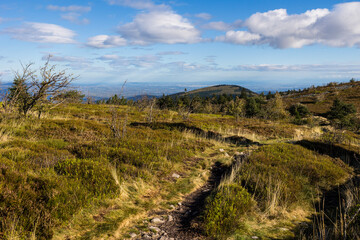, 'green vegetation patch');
241,143,351,210
55,158,118,197
204,184,253,239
